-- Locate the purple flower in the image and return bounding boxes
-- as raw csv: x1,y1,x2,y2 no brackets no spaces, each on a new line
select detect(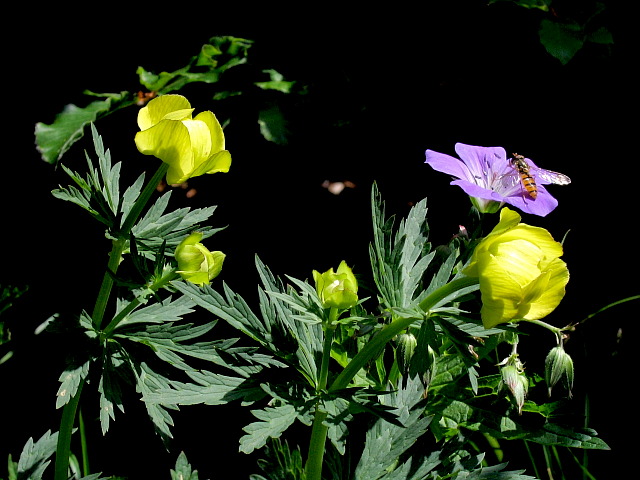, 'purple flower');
424,143,559,216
